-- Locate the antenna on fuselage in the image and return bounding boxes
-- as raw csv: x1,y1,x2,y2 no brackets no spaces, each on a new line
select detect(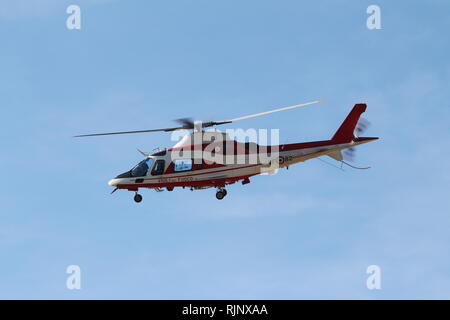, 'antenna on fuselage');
137,149,150,157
